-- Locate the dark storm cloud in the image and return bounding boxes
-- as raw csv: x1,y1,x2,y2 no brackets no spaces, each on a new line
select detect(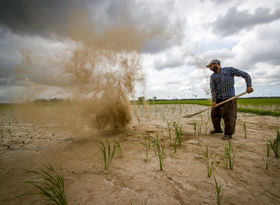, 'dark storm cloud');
0,0,108,38
0,0,178,54
213,6,280,36
142,36,174,54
